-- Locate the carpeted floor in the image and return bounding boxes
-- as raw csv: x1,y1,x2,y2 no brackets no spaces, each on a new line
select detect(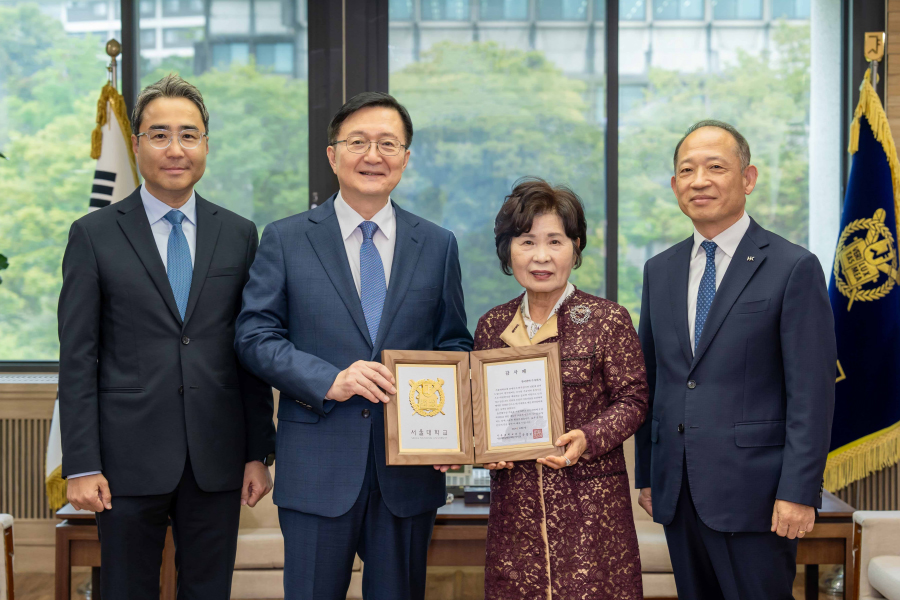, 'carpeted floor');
12,570,842,600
